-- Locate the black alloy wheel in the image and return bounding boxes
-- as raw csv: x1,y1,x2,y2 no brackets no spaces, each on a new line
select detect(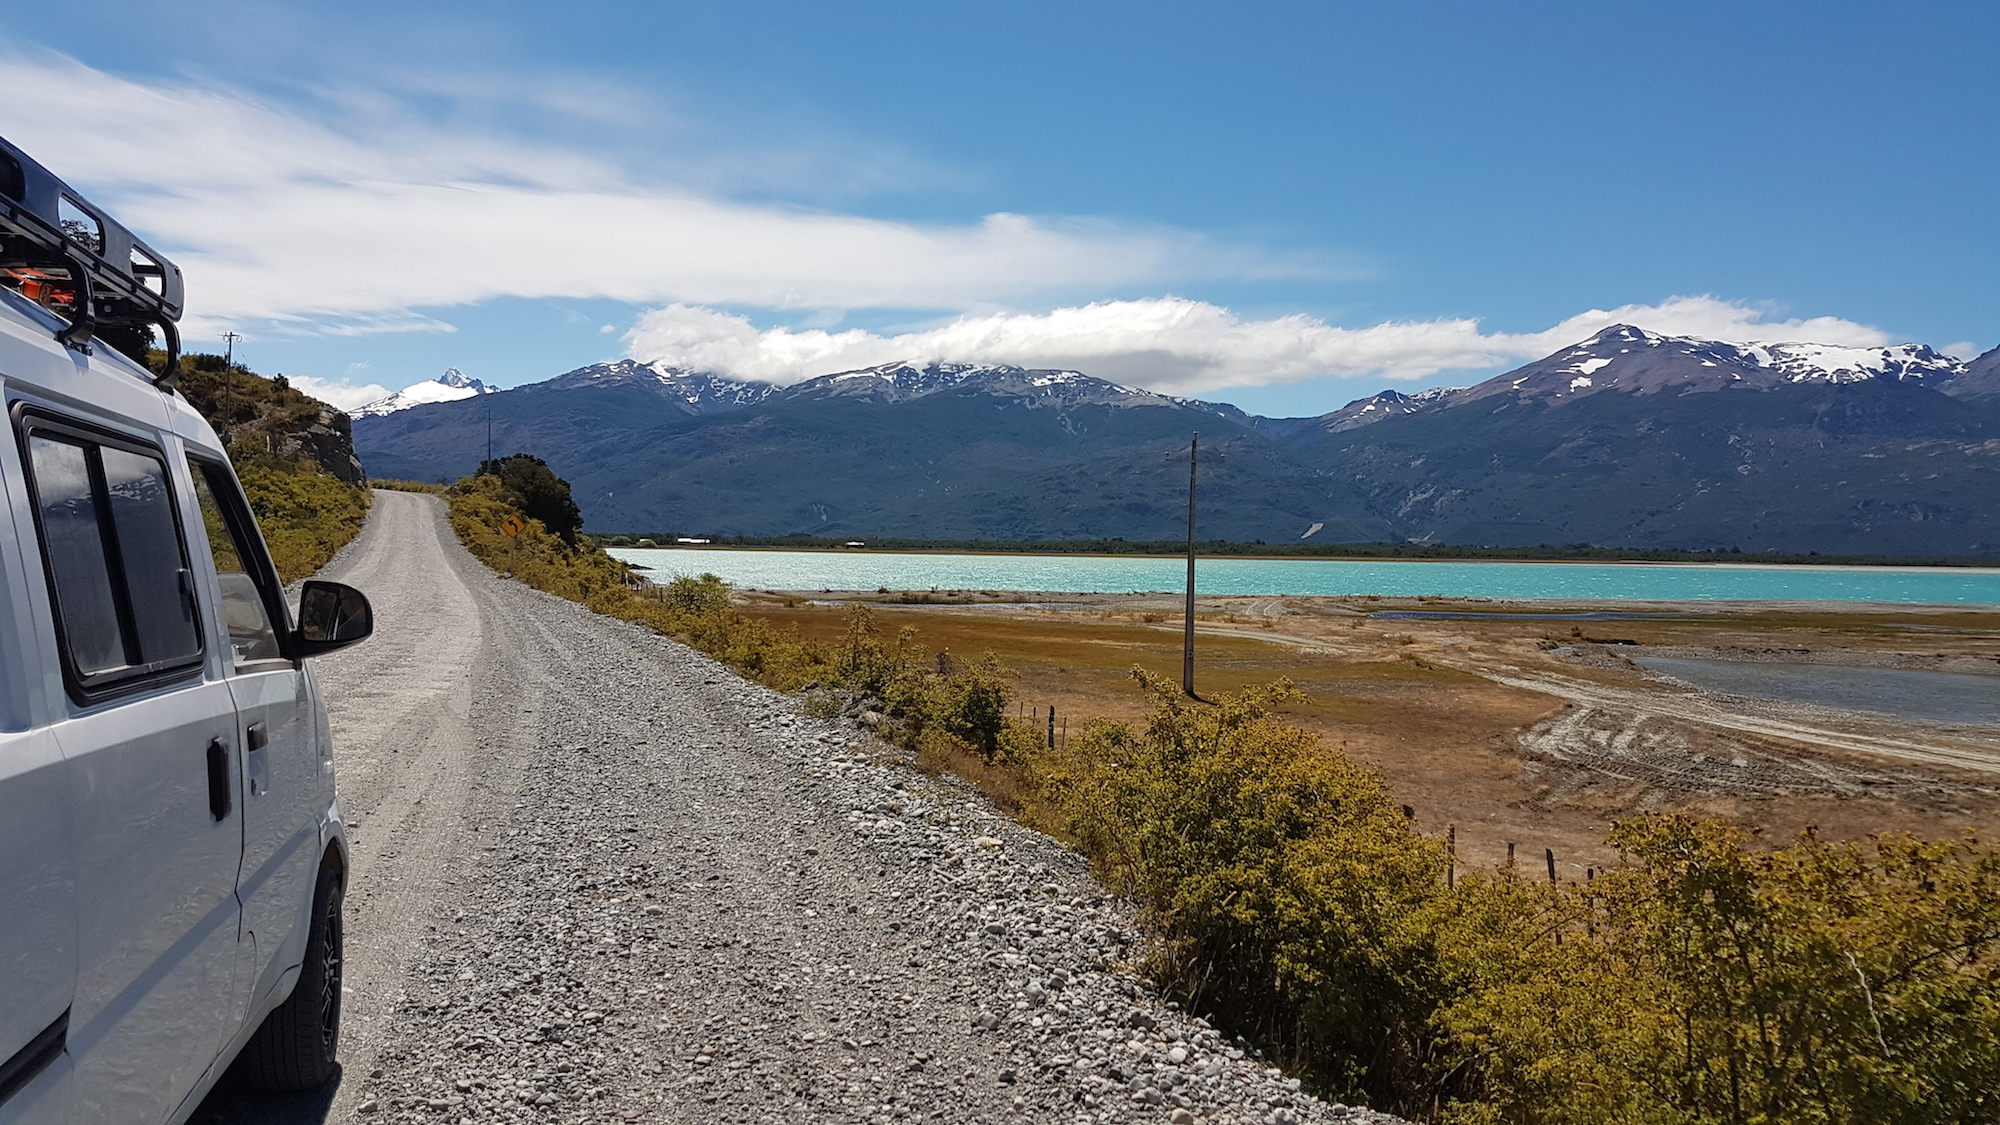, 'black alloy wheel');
239,859,345,1091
